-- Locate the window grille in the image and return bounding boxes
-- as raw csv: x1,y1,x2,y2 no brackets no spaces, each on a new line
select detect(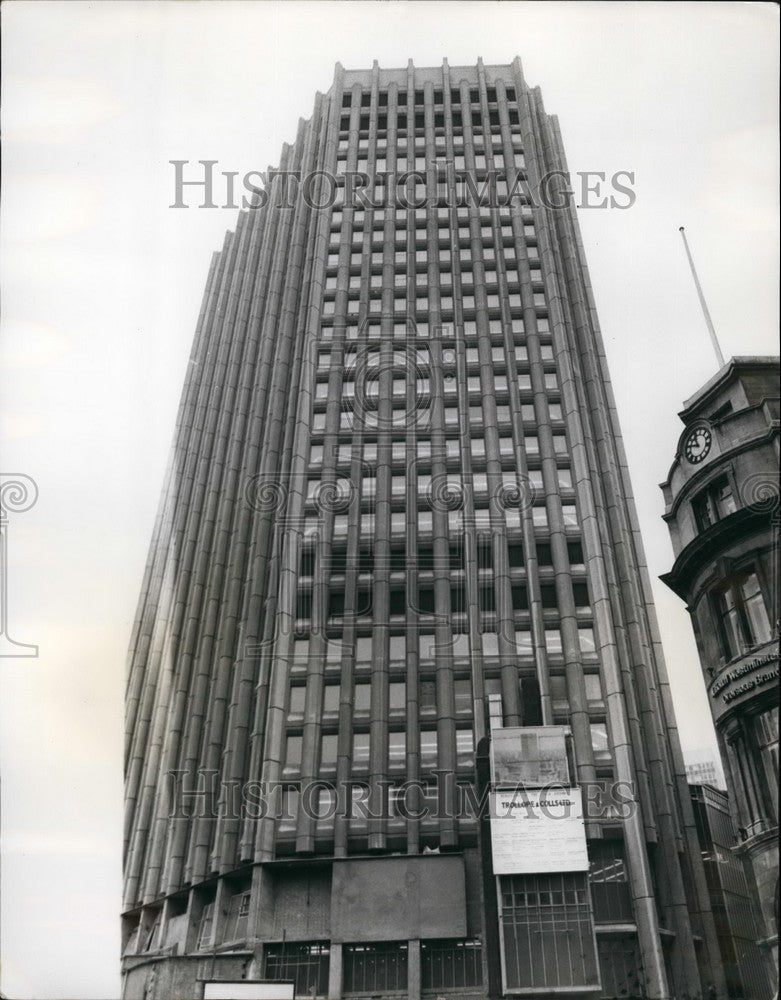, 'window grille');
421,938,483,989
500,872,598,990
265,941,330,996
597,935,643,999
195,902,214,950
589,841,633,922
343,941,408,993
